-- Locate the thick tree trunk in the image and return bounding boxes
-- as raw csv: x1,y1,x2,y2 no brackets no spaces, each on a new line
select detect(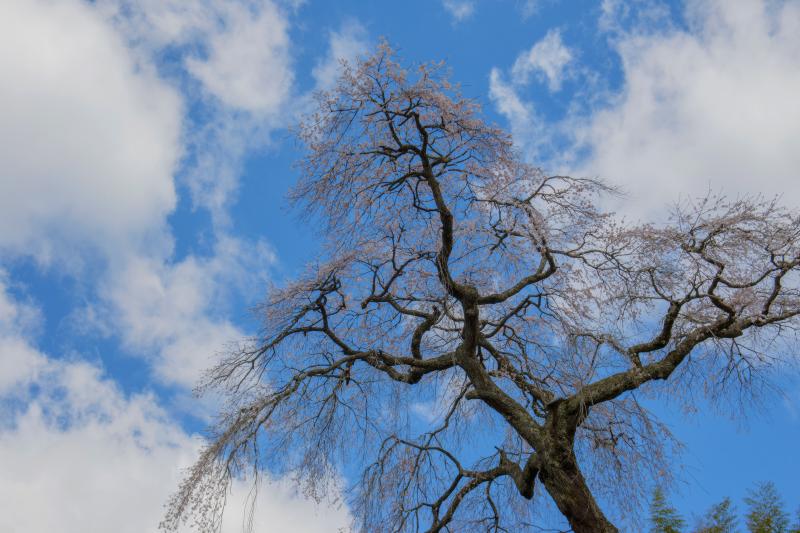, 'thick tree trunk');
538,447,618,533
460,296,617,532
